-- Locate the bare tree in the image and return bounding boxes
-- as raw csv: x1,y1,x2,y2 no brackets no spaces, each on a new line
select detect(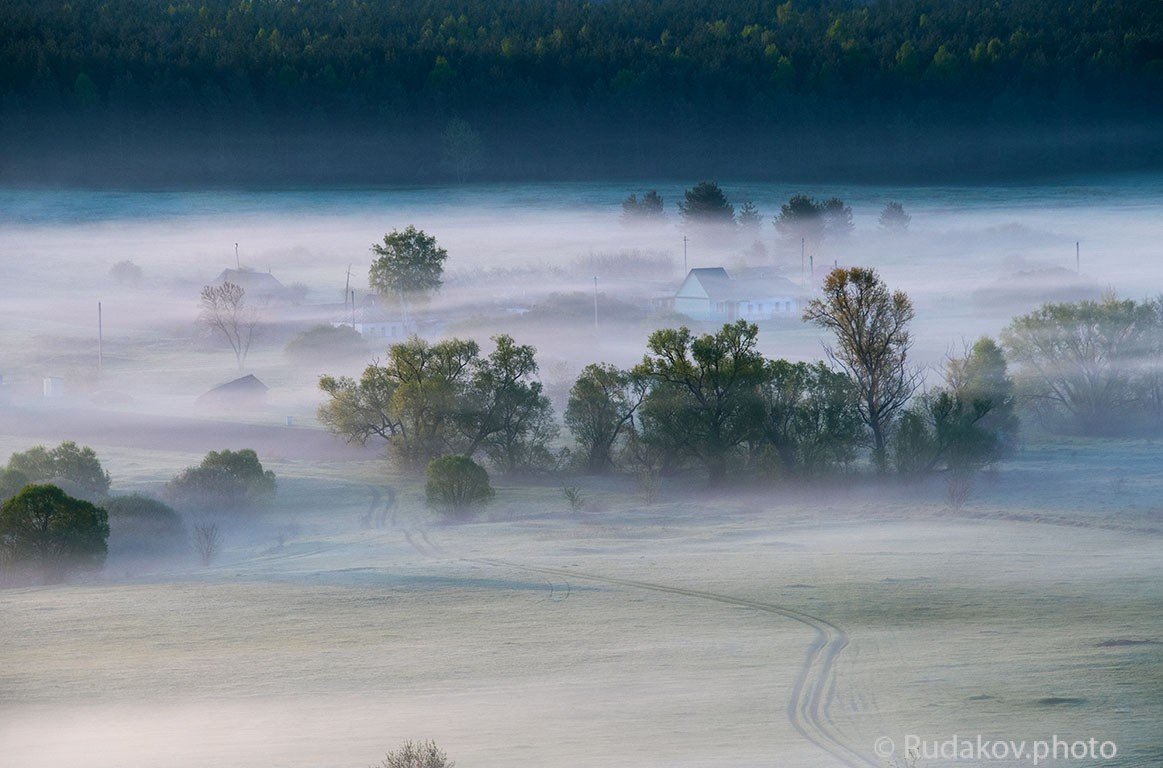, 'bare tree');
199,281,259,369
803,267,919,472
377,740,453,768
192,521,221,566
